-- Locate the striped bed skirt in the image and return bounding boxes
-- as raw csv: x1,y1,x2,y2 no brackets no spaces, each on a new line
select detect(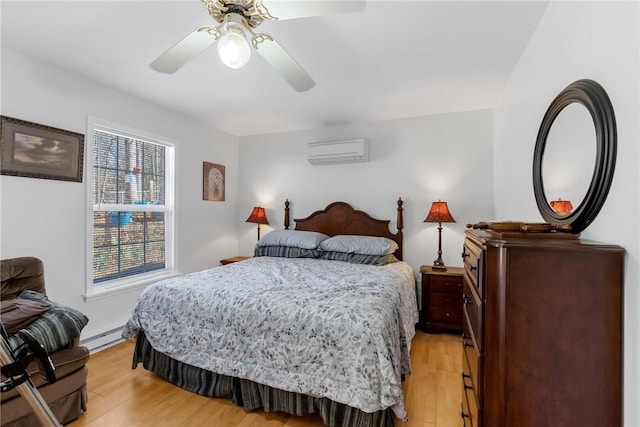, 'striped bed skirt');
132,332,395,427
